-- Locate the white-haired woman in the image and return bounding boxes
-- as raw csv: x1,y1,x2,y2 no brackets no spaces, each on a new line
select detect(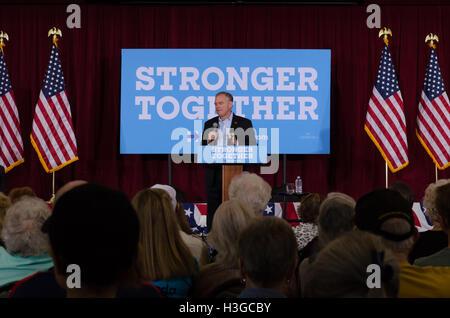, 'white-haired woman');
228,172,272,216
0,196,53,289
